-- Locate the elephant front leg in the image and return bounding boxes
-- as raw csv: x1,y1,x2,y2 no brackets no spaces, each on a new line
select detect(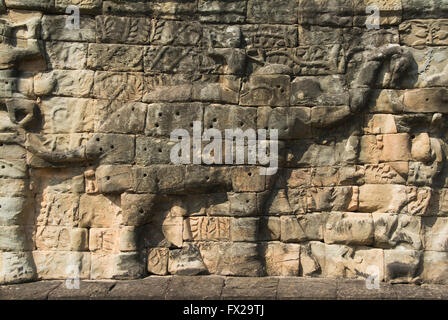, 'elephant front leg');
0,142,36,284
